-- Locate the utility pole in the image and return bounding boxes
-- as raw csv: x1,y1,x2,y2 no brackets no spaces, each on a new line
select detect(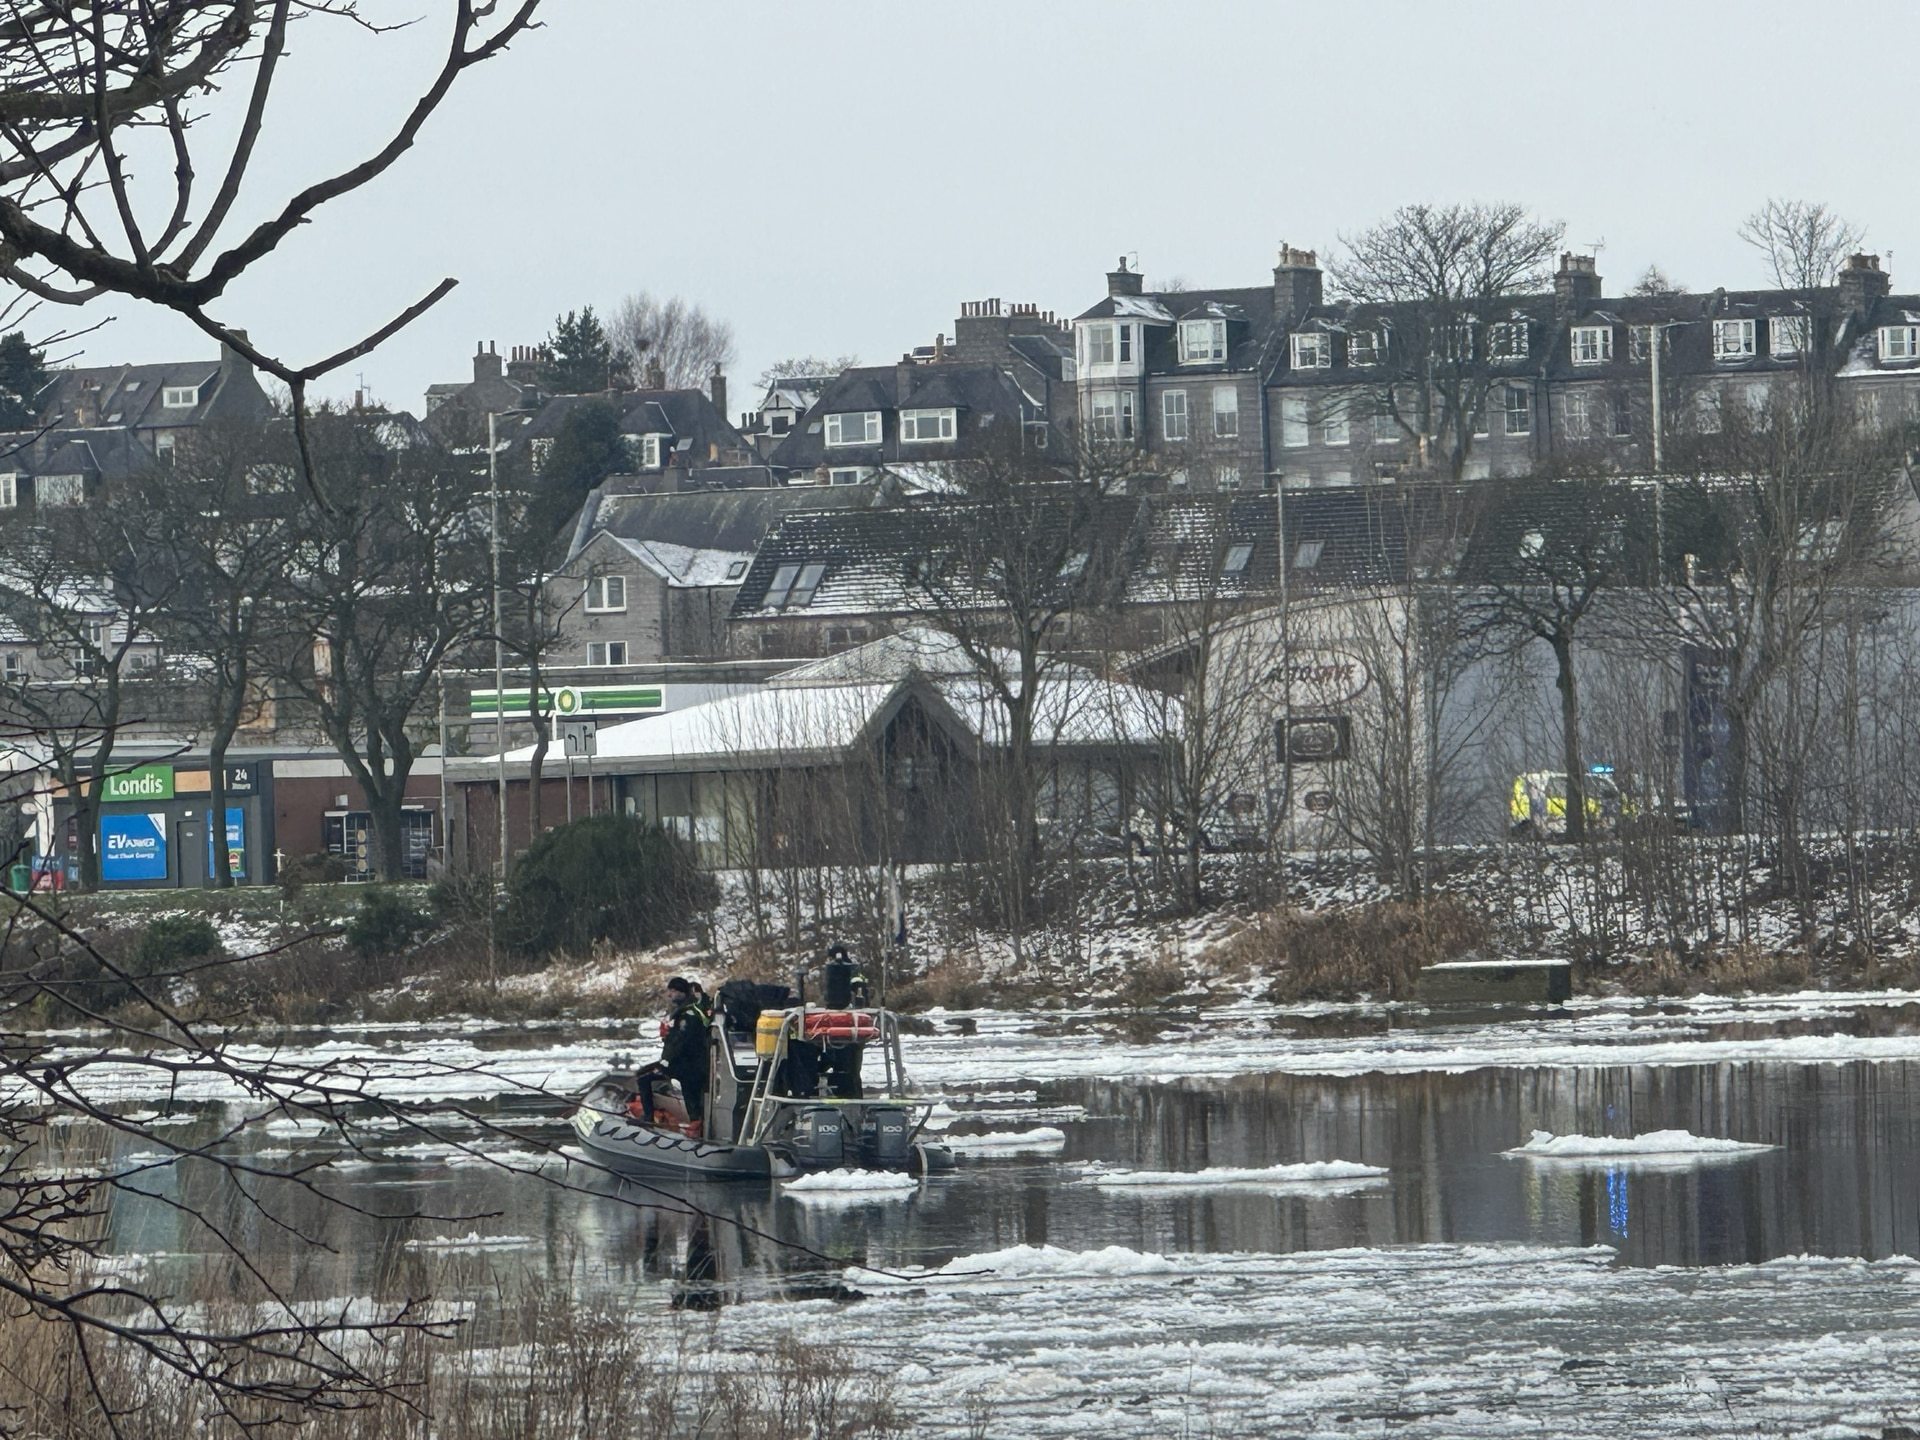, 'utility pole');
490,411,508,877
